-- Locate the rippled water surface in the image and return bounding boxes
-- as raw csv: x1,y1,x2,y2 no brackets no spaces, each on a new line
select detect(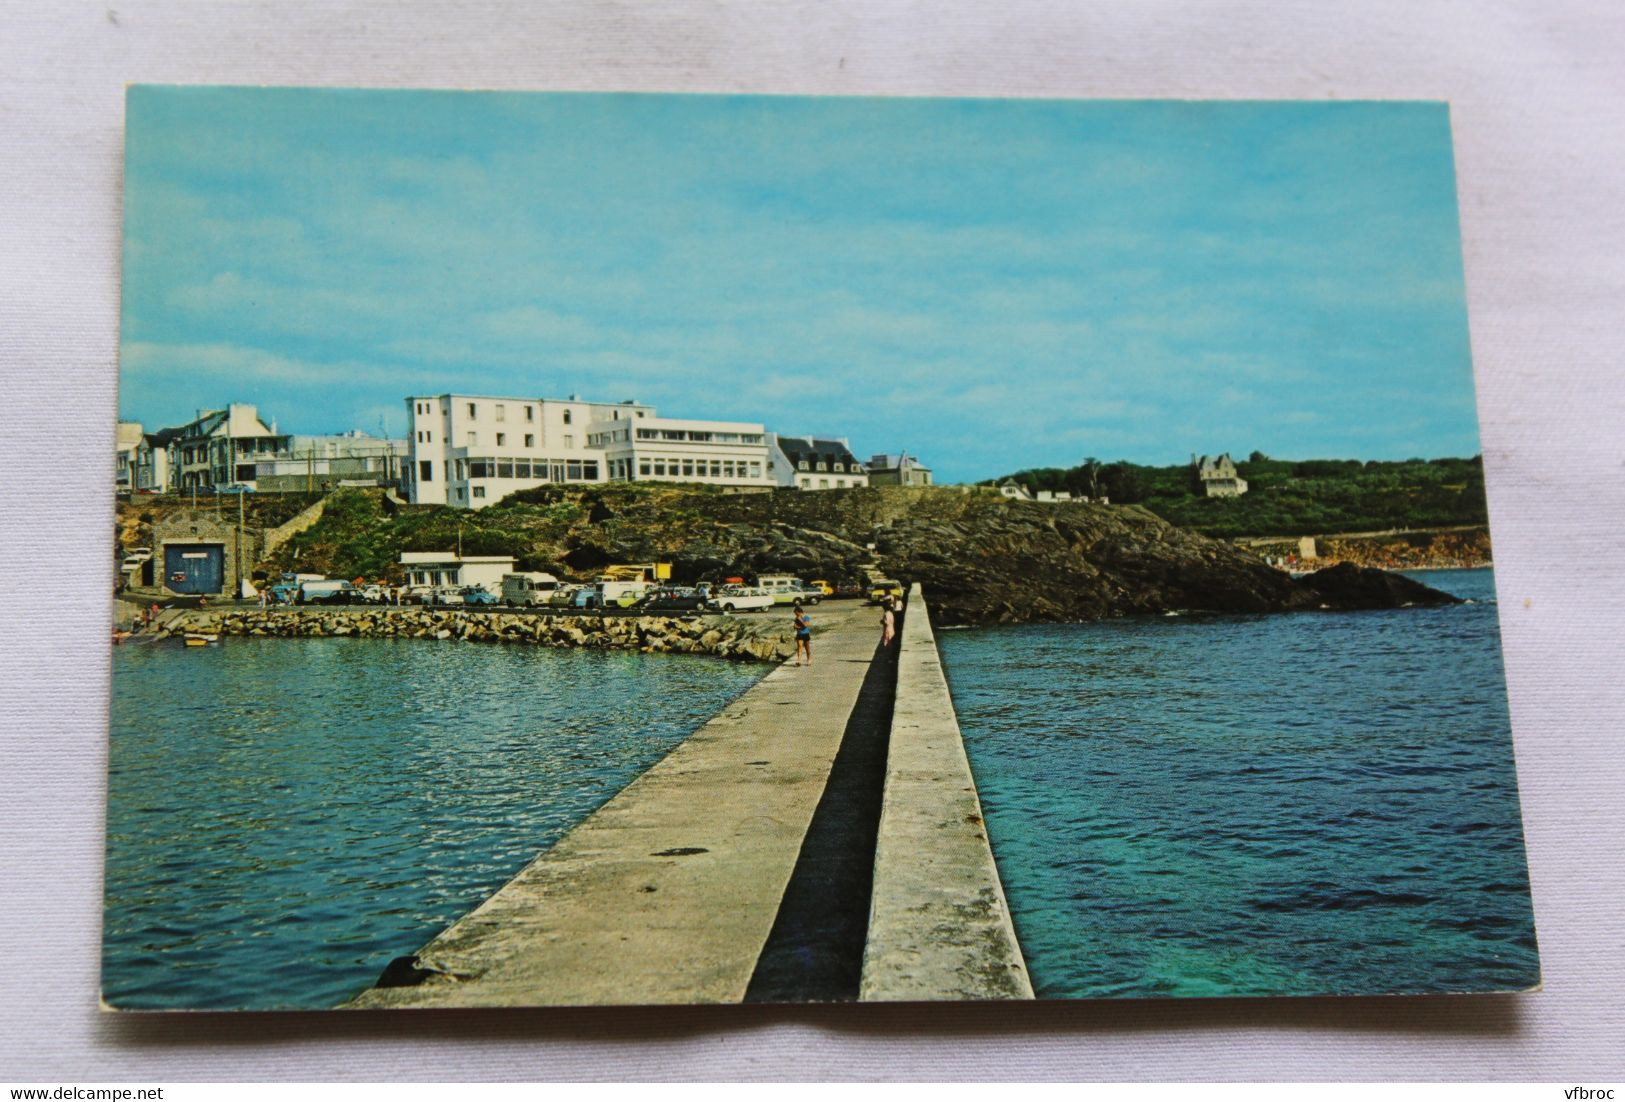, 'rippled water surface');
105,638,766,1009
938,569,1539,998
